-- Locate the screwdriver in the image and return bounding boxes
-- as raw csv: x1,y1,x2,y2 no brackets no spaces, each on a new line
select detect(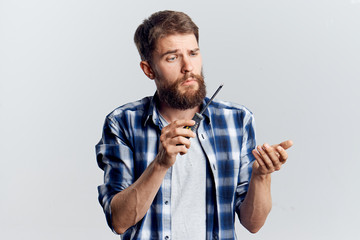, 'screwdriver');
184,83,224,134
